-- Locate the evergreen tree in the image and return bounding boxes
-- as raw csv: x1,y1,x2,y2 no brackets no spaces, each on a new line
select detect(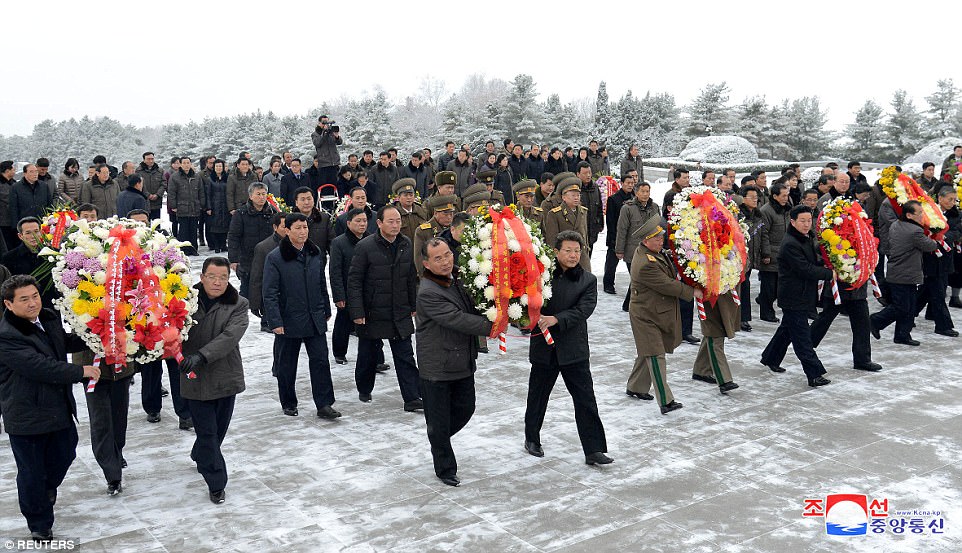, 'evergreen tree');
787,97,830,160
925,78,959,139
846,100,886,161
592,81,611,144
733,96,770,150
502,74,543,146
886,89,924,161
686,82,732,137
